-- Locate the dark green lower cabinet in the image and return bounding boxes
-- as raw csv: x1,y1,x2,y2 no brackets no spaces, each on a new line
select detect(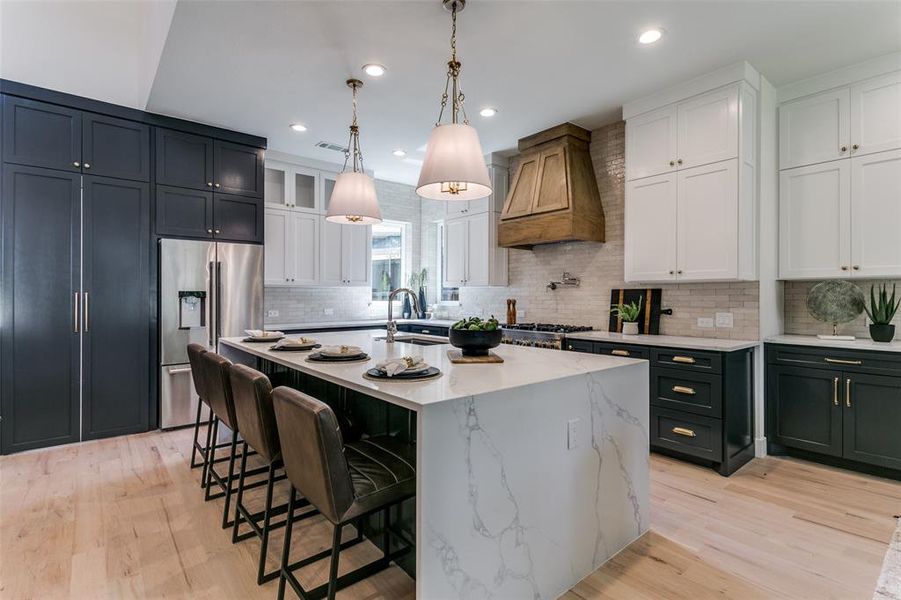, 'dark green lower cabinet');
767,366,842,457
844,373,901,470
